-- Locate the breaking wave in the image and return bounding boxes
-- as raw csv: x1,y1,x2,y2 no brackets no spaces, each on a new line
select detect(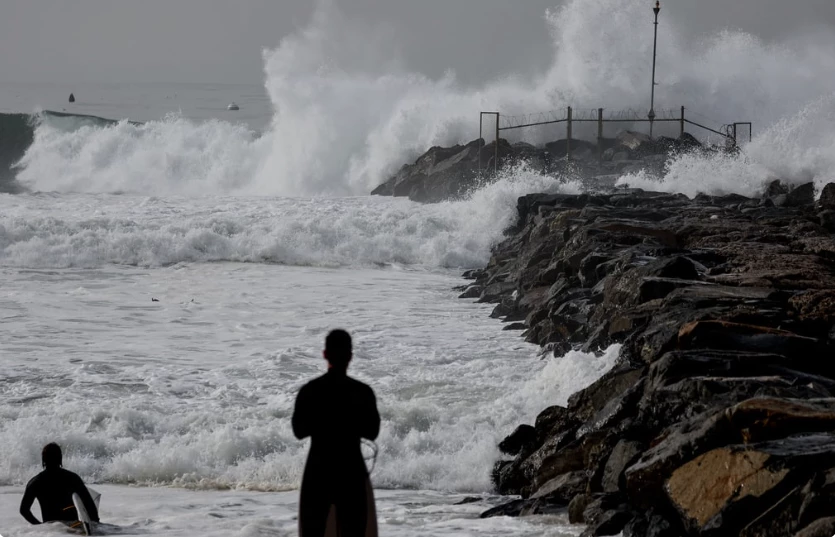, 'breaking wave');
0,168,579,270
9,0,835,198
